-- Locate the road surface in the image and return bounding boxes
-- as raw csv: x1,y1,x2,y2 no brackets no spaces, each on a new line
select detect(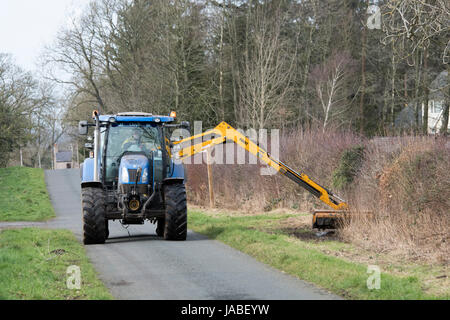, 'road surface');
44,168,340,300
